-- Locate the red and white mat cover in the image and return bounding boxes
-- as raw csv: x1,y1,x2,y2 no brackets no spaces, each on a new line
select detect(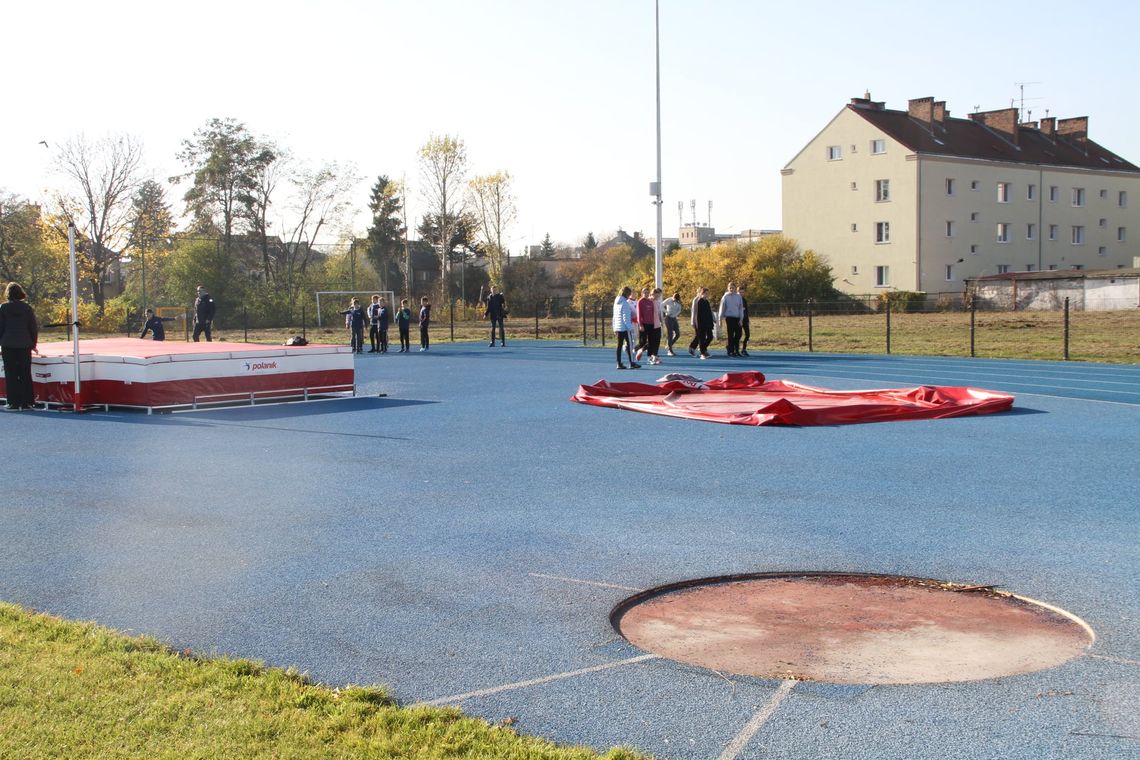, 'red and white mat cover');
571,371,1014,426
